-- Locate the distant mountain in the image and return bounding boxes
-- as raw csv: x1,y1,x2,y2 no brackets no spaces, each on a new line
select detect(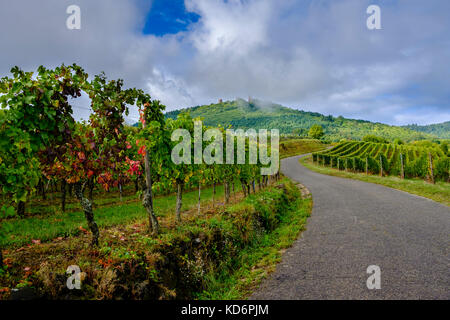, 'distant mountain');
403,122,450,139
165,99,441,142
